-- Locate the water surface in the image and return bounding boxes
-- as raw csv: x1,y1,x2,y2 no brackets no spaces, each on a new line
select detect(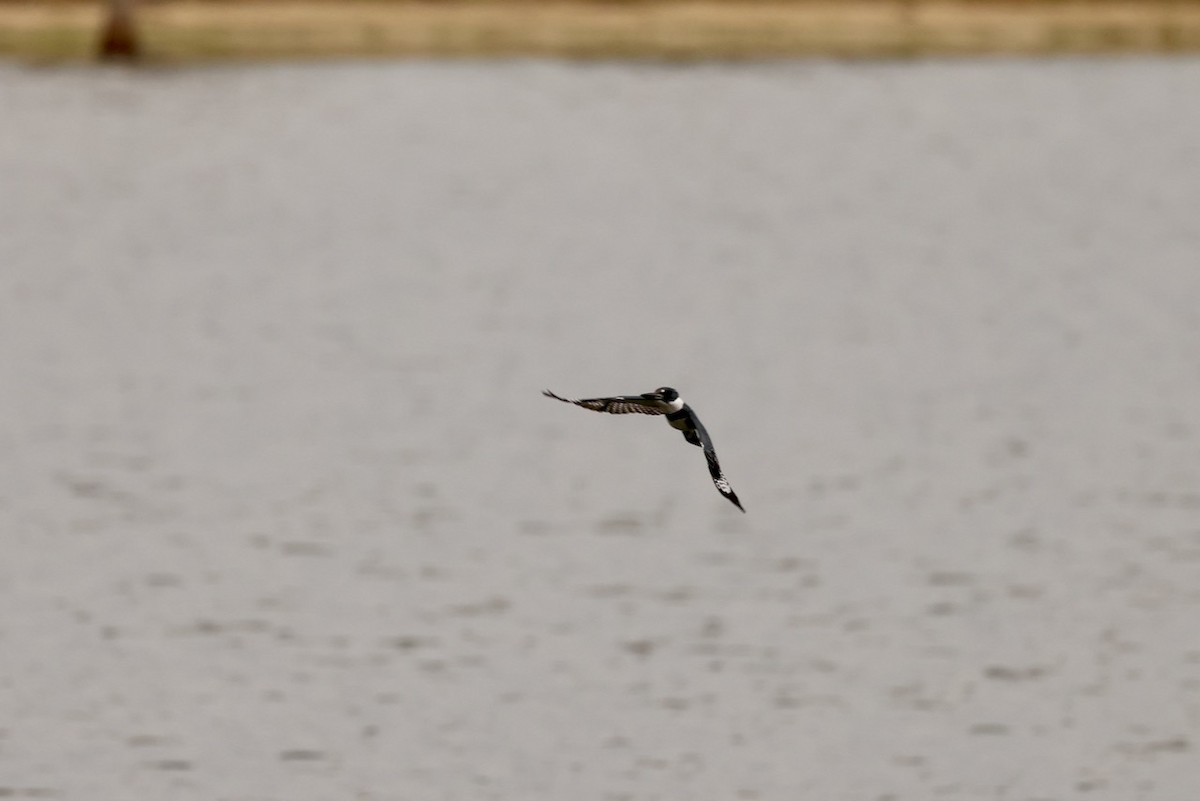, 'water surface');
2,58,1199,800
